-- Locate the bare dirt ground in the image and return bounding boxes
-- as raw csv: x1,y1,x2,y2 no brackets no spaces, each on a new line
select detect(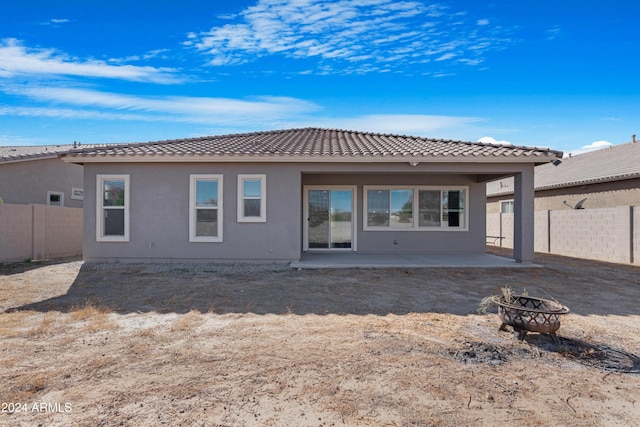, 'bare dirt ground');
1,249,639,426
